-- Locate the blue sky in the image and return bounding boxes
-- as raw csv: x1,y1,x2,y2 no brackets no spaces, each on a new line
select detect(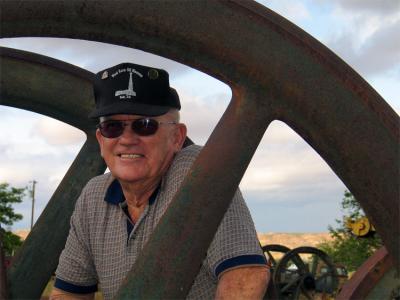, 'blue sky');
0,1,399,233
